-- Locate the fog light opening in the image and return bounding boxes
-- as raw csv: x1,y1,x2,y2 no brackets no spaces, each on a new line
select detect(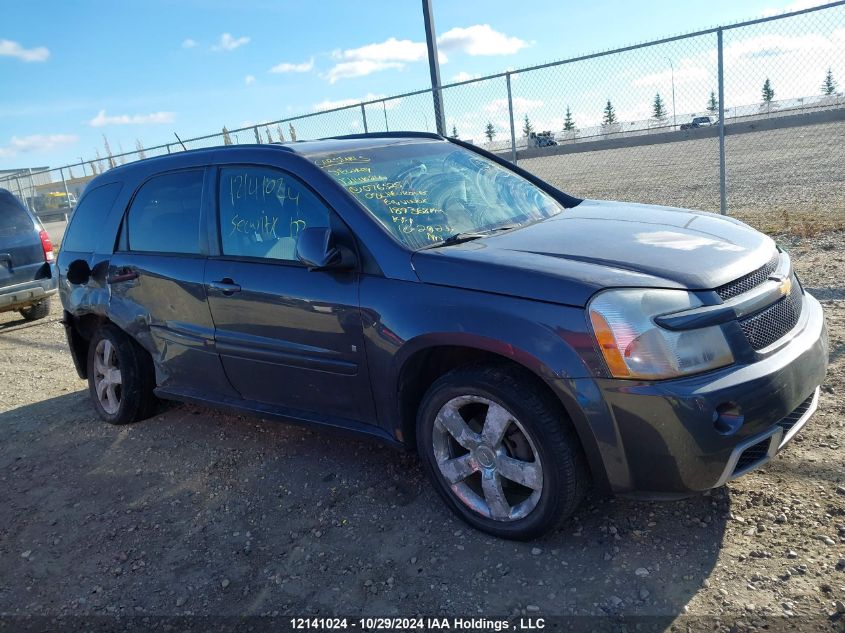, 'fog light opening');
713,402,744,435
